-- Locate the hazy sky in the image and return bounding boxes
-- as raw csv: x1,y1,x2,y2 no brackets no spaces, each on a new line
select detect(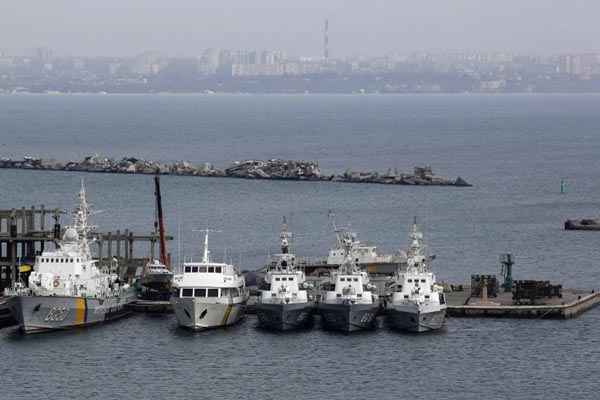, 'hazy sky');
1,0,599,57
